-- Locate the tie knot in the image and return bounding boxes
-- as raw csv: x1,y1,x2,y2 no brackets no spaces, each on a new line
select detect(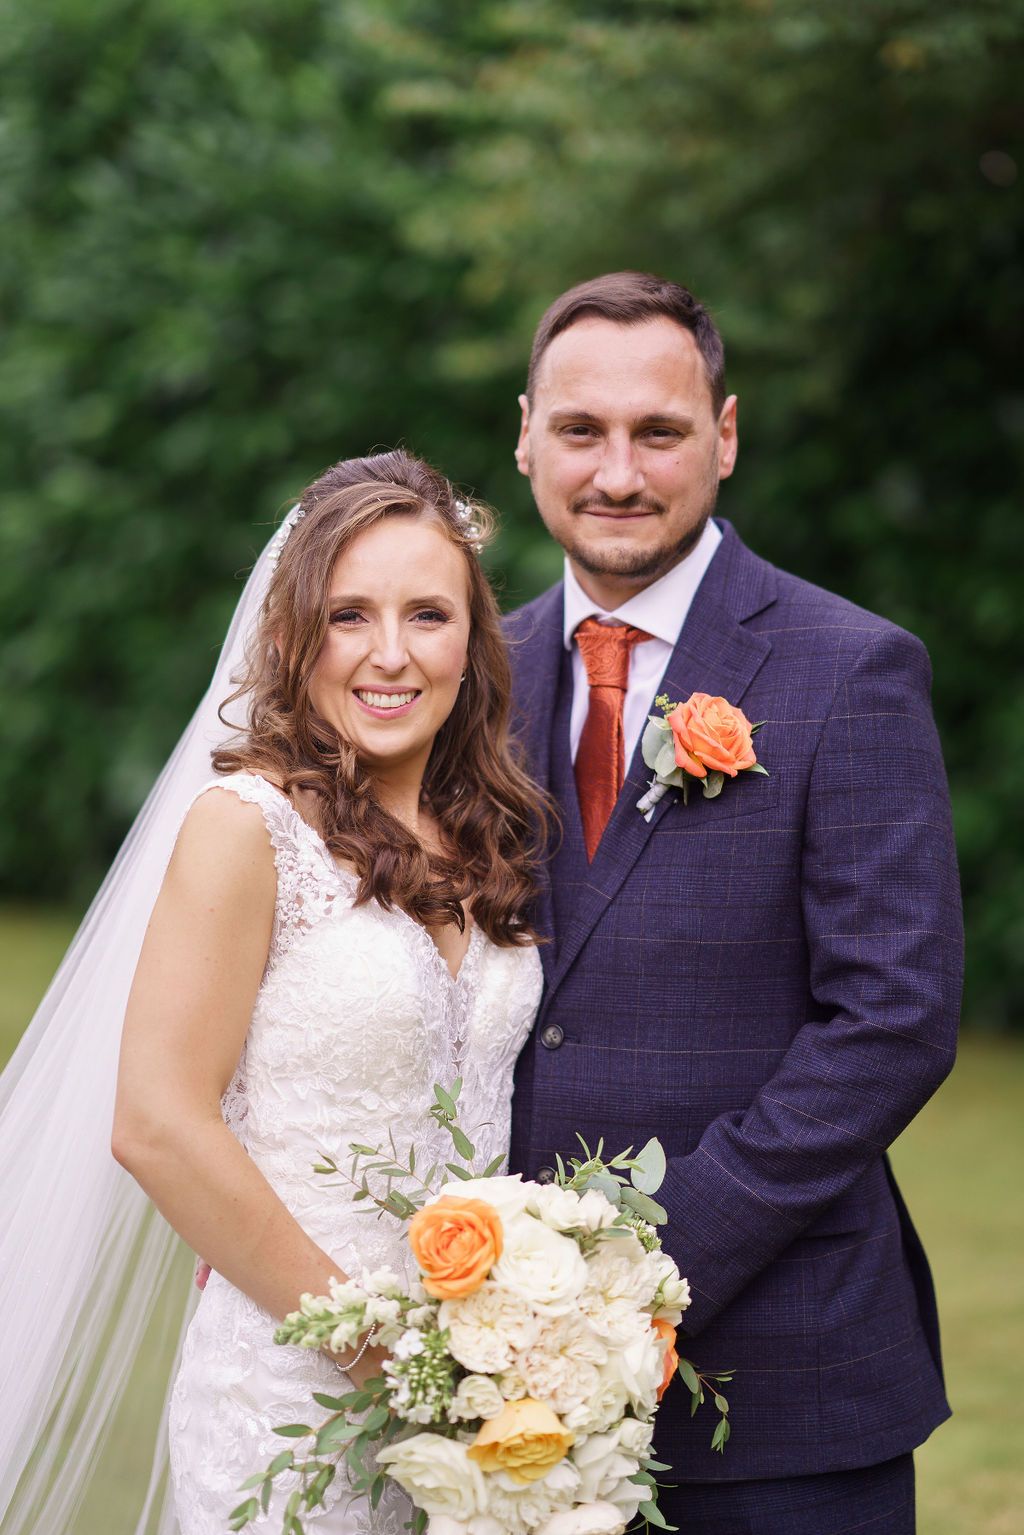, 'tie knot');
574,617,652,691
